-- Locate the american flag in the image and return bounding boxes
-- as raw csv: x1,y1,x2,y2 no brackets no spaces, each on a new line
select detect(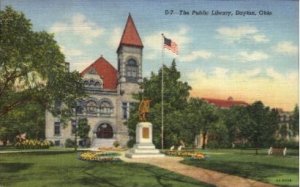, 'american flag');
163,36,178,55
